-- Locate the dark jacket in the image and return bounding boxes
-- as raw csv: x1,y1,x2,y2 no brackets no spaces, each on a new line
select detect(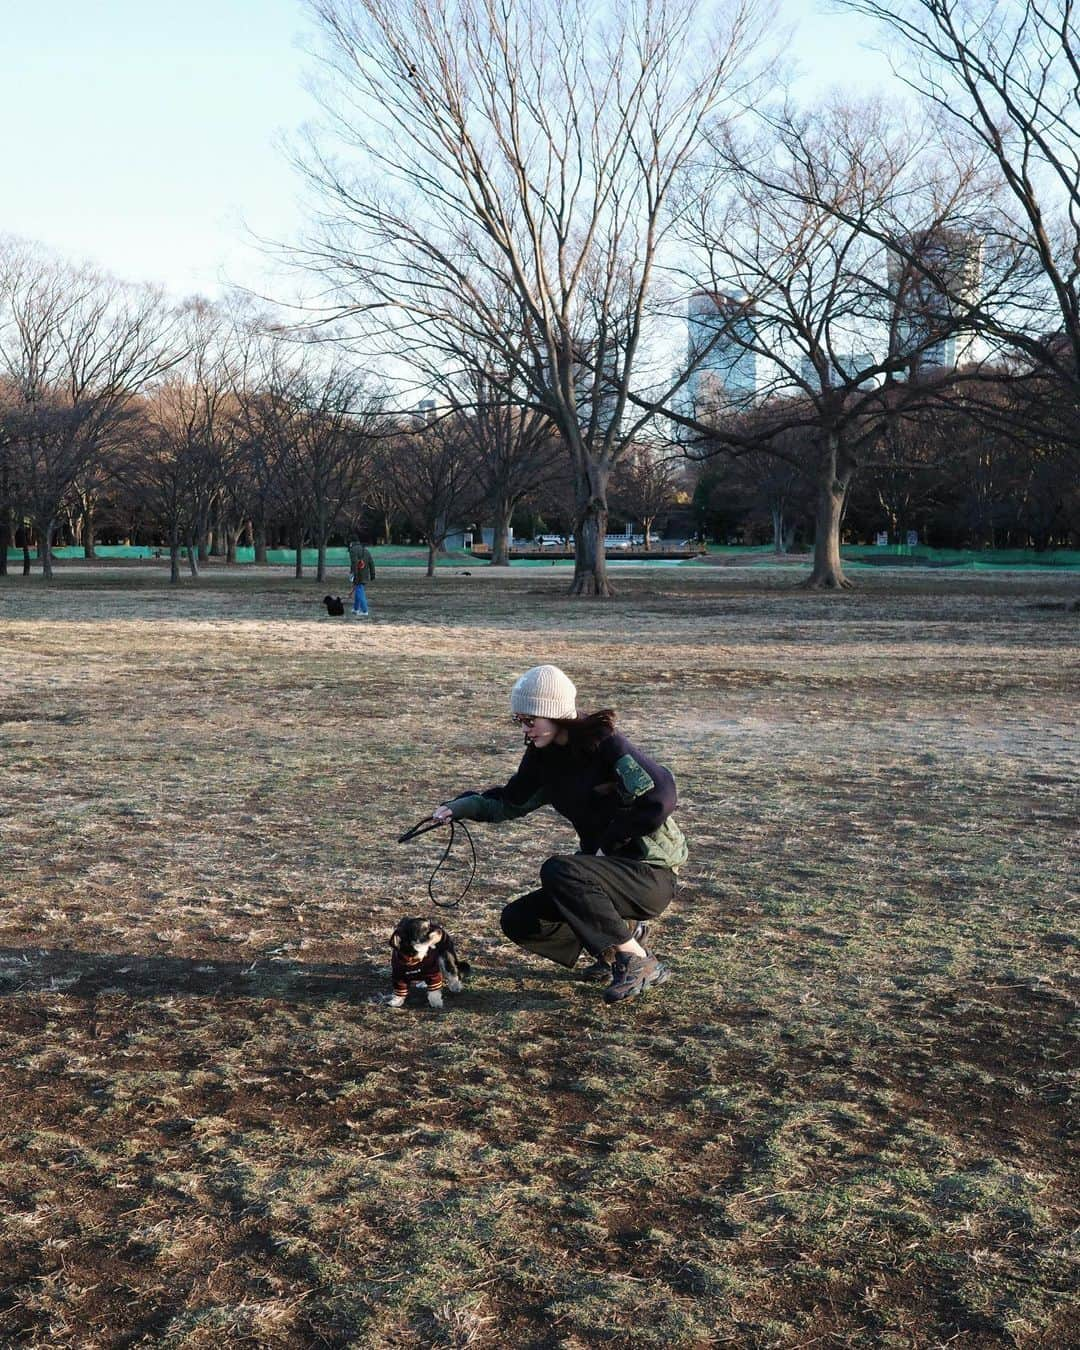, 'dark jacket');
447,731,687,870
349,544,375,584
